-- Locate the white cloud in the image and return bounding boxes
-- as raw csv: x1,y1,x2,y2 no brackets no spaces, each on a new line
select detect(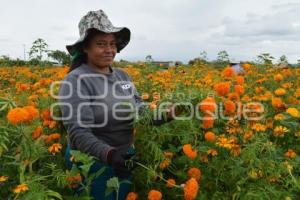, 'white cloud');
0,0,299,63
